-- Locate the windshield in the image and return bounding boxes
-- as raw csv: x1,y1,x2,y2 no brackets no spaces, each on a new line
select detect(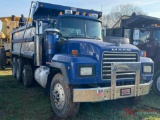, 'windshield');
138,30,150,44
153,30,160,43
133,29,150,44
59,18,102,40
